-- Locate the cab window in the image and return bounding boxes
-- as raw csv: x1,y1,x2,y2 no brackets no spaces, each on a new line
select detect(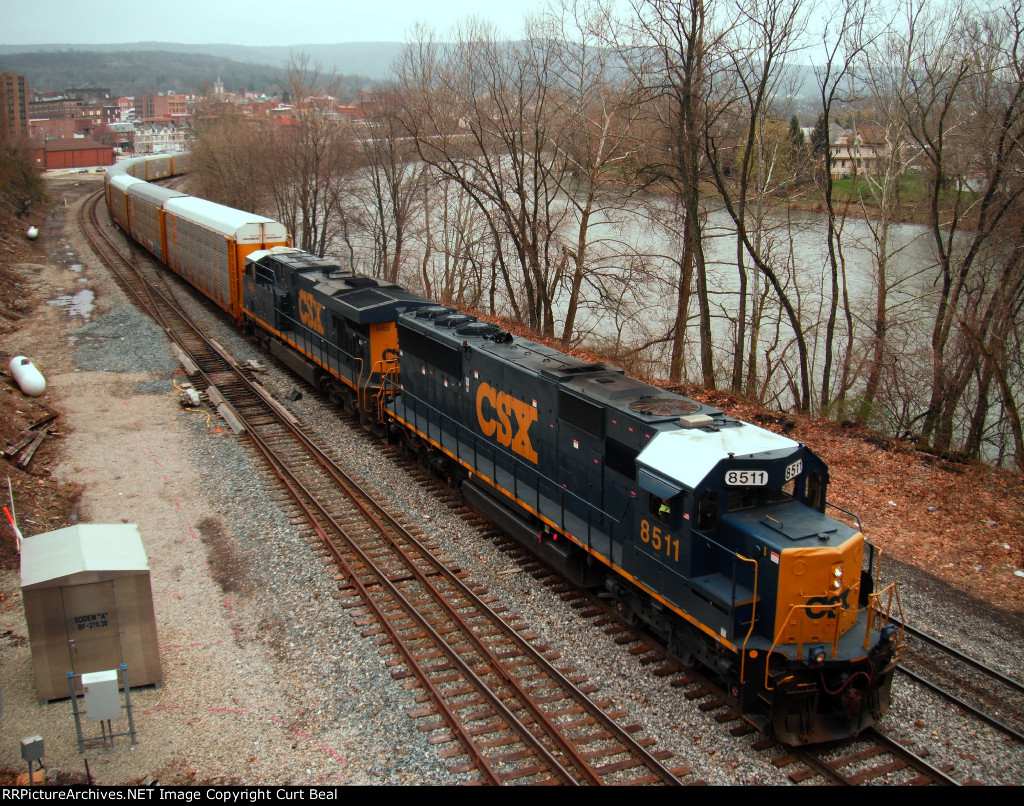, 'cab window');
254,264,276,286
805,472,826,511
650,495,673,525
